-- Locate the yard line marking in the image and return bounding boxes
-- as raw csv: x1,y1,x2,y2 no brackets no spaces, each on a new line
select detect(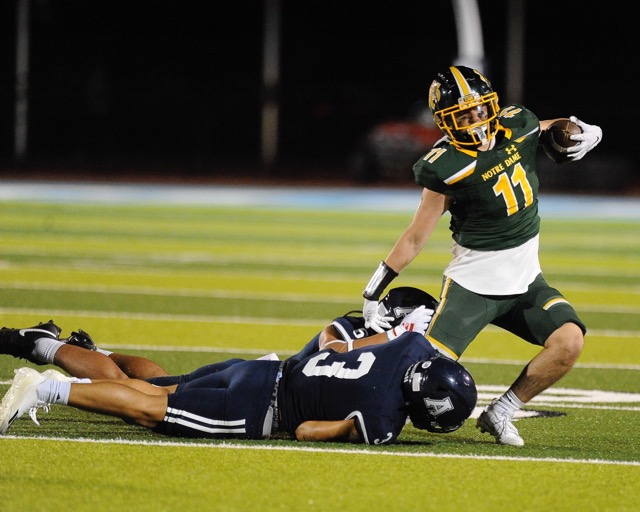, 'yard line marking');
0,308,323,327
2,283,640,313
464,359,640,370
1,435,638,466
0,282,360,304
1,308,639,340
